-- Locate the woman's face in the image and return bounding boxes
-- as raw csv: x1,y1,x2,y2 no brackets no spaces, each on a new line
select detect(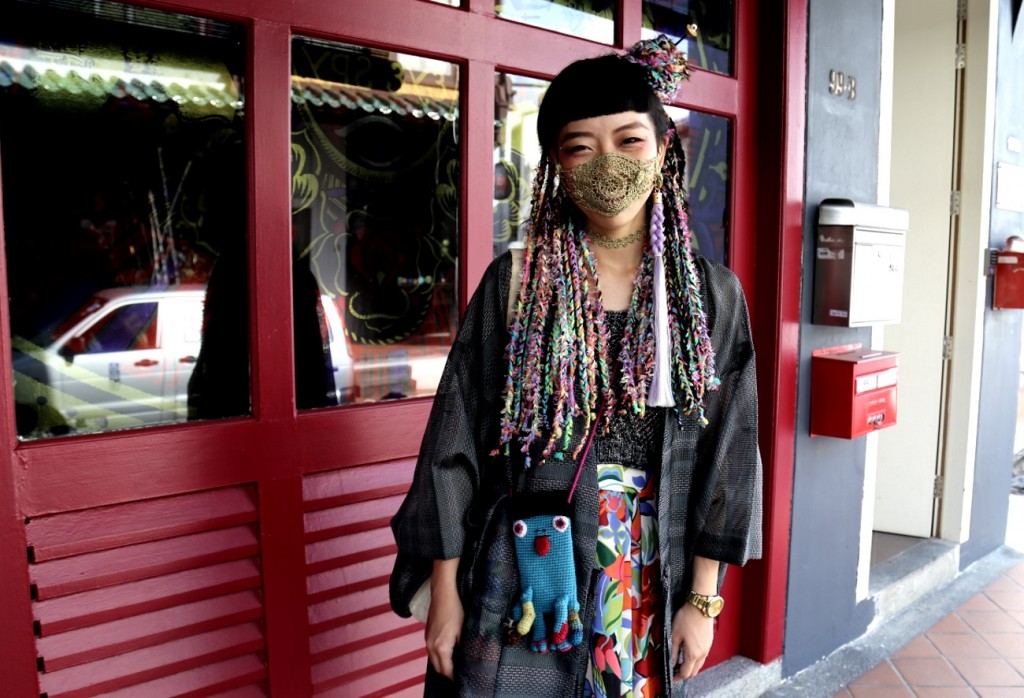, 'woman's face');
556,110,666,227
